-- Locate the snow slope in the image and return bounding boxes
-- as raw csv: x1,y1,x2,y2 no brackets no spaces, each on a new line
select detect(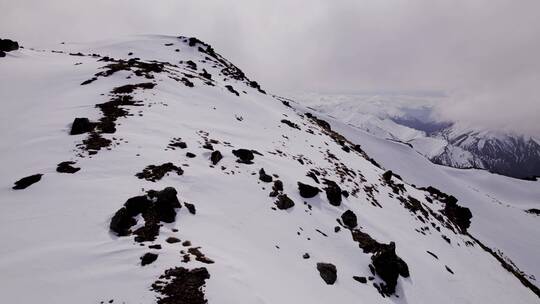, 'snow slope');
0,35,539,303
325,116,540,290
